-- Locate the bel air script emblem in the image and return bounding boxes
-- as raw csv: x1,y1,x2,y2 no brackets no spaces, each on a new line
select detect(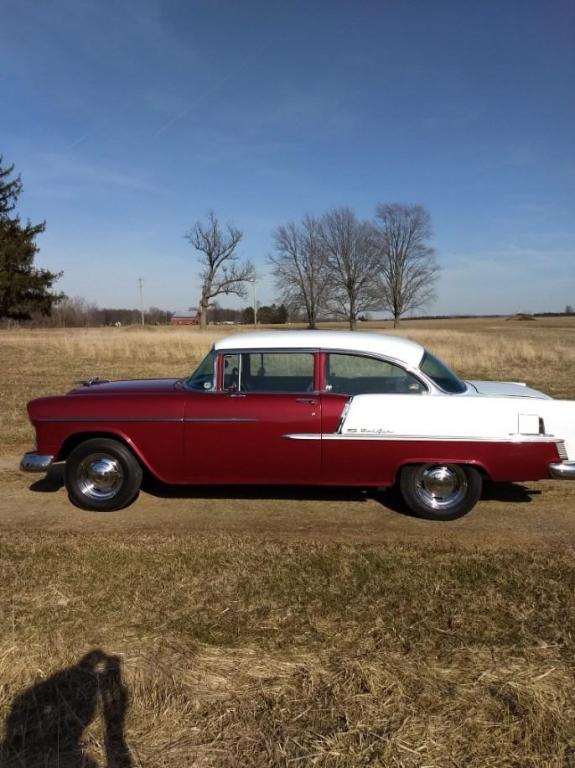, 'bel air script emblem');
345,428,394,435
